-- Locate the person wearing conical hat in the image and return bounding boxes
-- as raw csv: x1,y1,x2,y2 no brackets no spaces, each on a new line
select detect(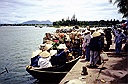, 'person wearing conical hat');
31,46,57,69
57,44,67,50
65,34,71,49
39,43,53,52
38,44,46,51
65,34,71,42
86,26,90,31
46,40,53,44
50,50,59,66
88,31,102,68
38,51,52,68
50,50,57,57
30,50,42,67
92,31,101,38
43,44,53,51
71,34,81,56
43,33,52,43
51,43,69,66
